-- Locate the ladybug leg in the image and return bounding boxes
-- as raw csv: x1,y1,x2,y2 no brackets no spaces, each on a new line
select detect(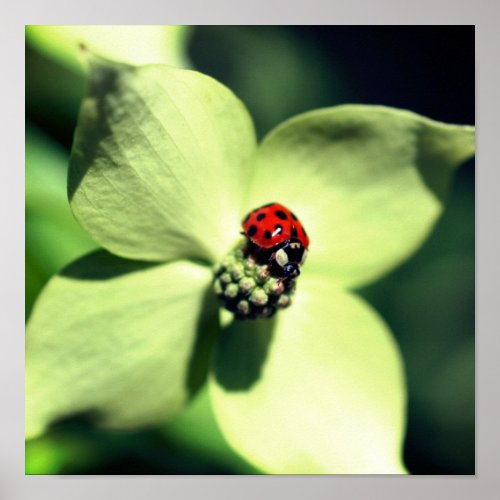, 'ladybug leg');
276,276,286,286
